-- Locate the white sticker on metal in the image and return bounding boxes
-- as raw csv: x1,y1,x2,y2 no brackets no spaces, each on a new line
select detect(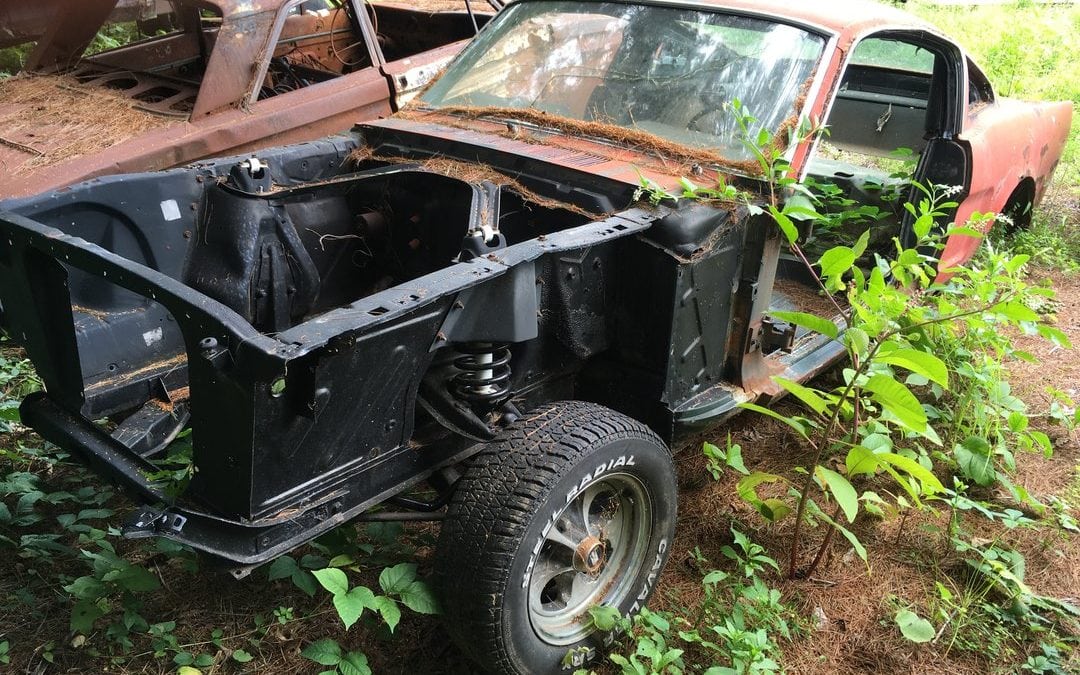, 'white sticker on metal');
160,199,182,222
